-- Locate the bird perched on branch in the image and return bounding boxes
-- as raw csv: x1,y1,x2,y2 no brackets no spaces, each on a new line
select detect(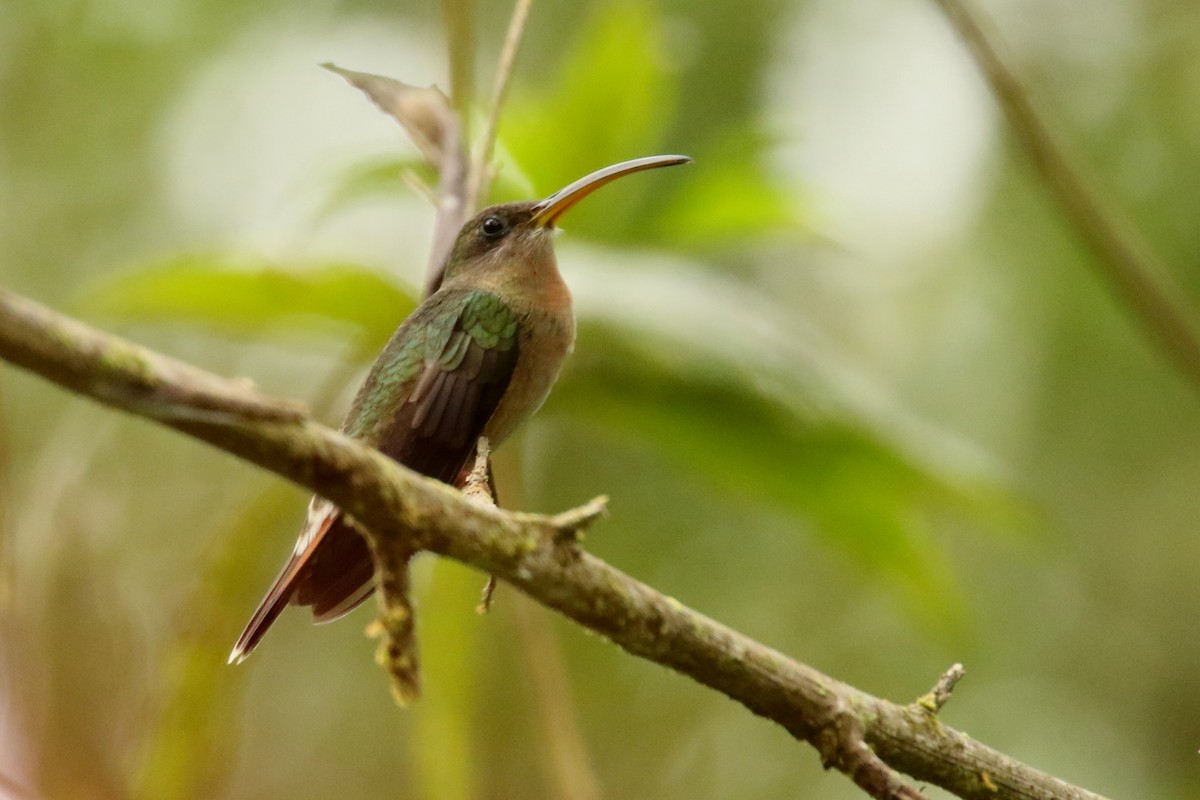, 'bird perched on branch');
229,155,691,682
